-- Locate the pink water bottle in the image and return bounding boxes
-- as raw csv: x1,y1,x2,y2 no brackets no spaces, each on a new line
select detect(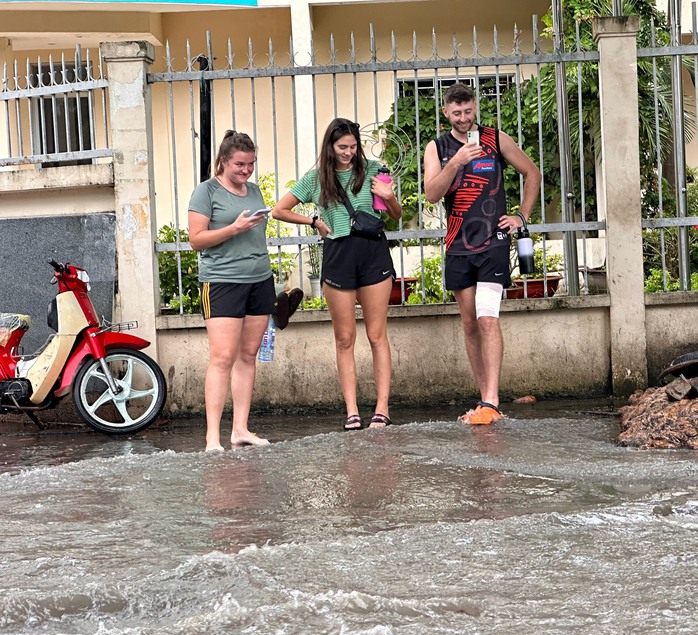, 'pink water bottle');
373,166,392,211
